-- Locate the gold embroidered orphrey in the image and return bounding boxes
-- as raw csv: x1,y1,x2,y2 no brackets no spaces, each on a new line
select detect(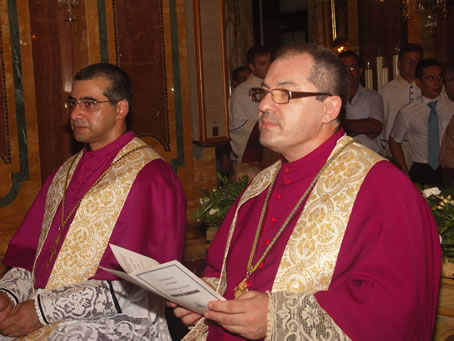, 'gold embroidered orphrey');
233,139,354,299
46,144,151,267
32,137,162,290
183,136,384,341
